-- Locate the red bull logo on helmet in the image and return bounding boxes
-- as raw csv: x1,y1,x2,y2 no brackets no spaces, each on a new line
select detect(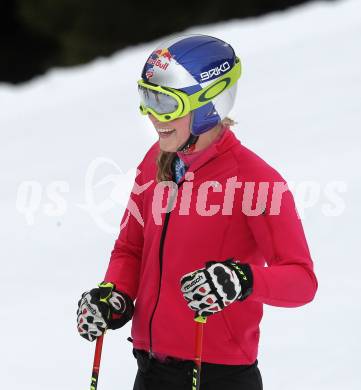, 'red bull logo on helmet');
147,48,172,71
